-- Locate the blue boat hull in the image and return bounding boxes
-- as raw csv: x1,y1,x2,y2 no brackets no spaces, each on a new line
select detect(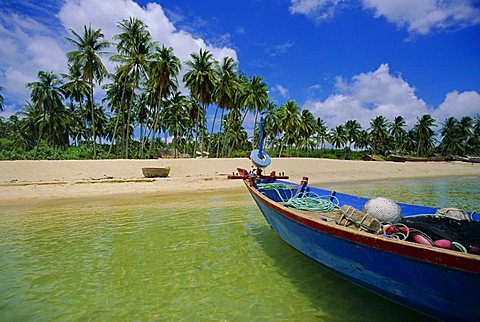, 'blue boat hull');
248,183,480,321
